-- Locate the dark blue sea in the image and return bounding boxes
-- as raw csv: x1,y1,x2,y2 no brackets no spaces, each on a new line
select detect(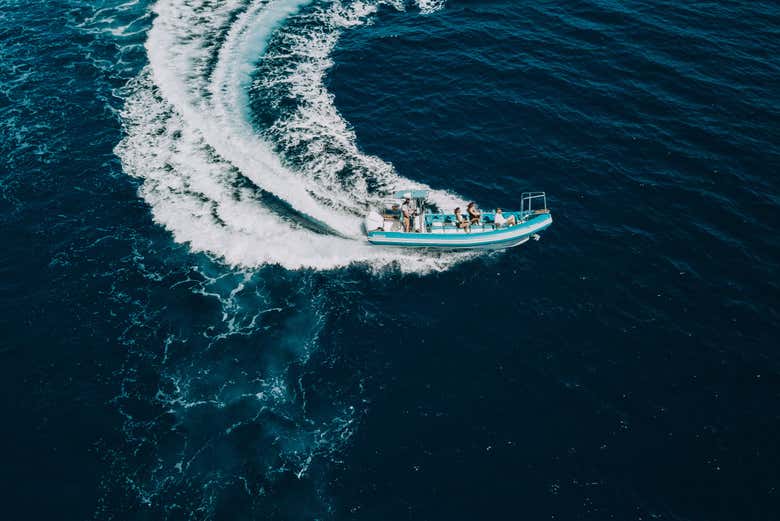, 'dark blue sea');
2,0,779,519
